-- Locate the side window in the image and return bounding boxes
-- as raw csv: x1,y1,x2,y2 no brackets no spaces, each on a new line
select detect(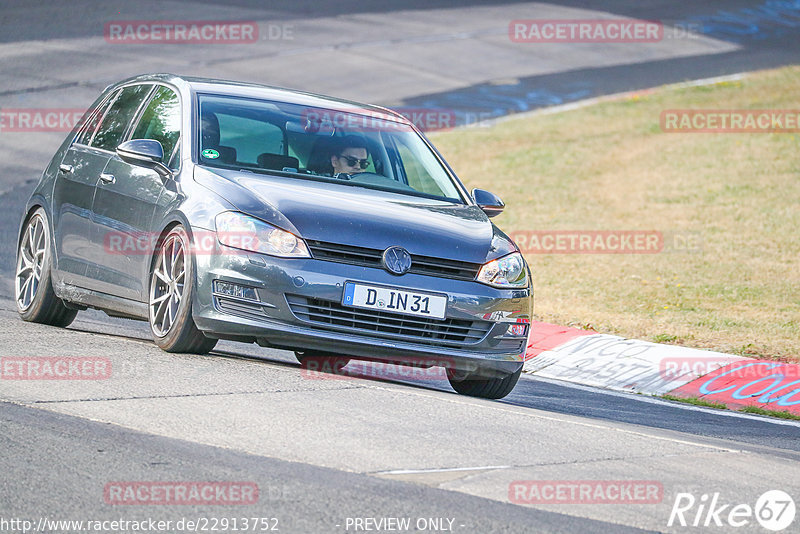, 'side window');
131,86,181,169
75,89,119,146
91,84,152,152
